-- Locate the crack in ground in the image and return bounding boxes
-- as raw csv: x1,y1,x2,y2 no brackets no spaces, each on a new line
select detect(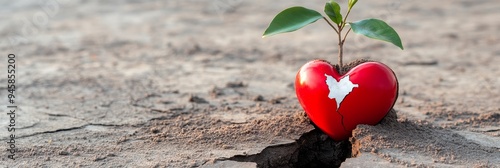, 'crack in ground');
217,129,352,168
1,123,126,140
5,125,90,140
